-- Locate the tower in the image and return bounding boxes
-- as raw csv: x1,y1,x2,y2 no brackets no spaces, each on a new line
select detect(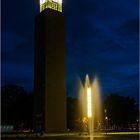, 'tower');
34,0,66,132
